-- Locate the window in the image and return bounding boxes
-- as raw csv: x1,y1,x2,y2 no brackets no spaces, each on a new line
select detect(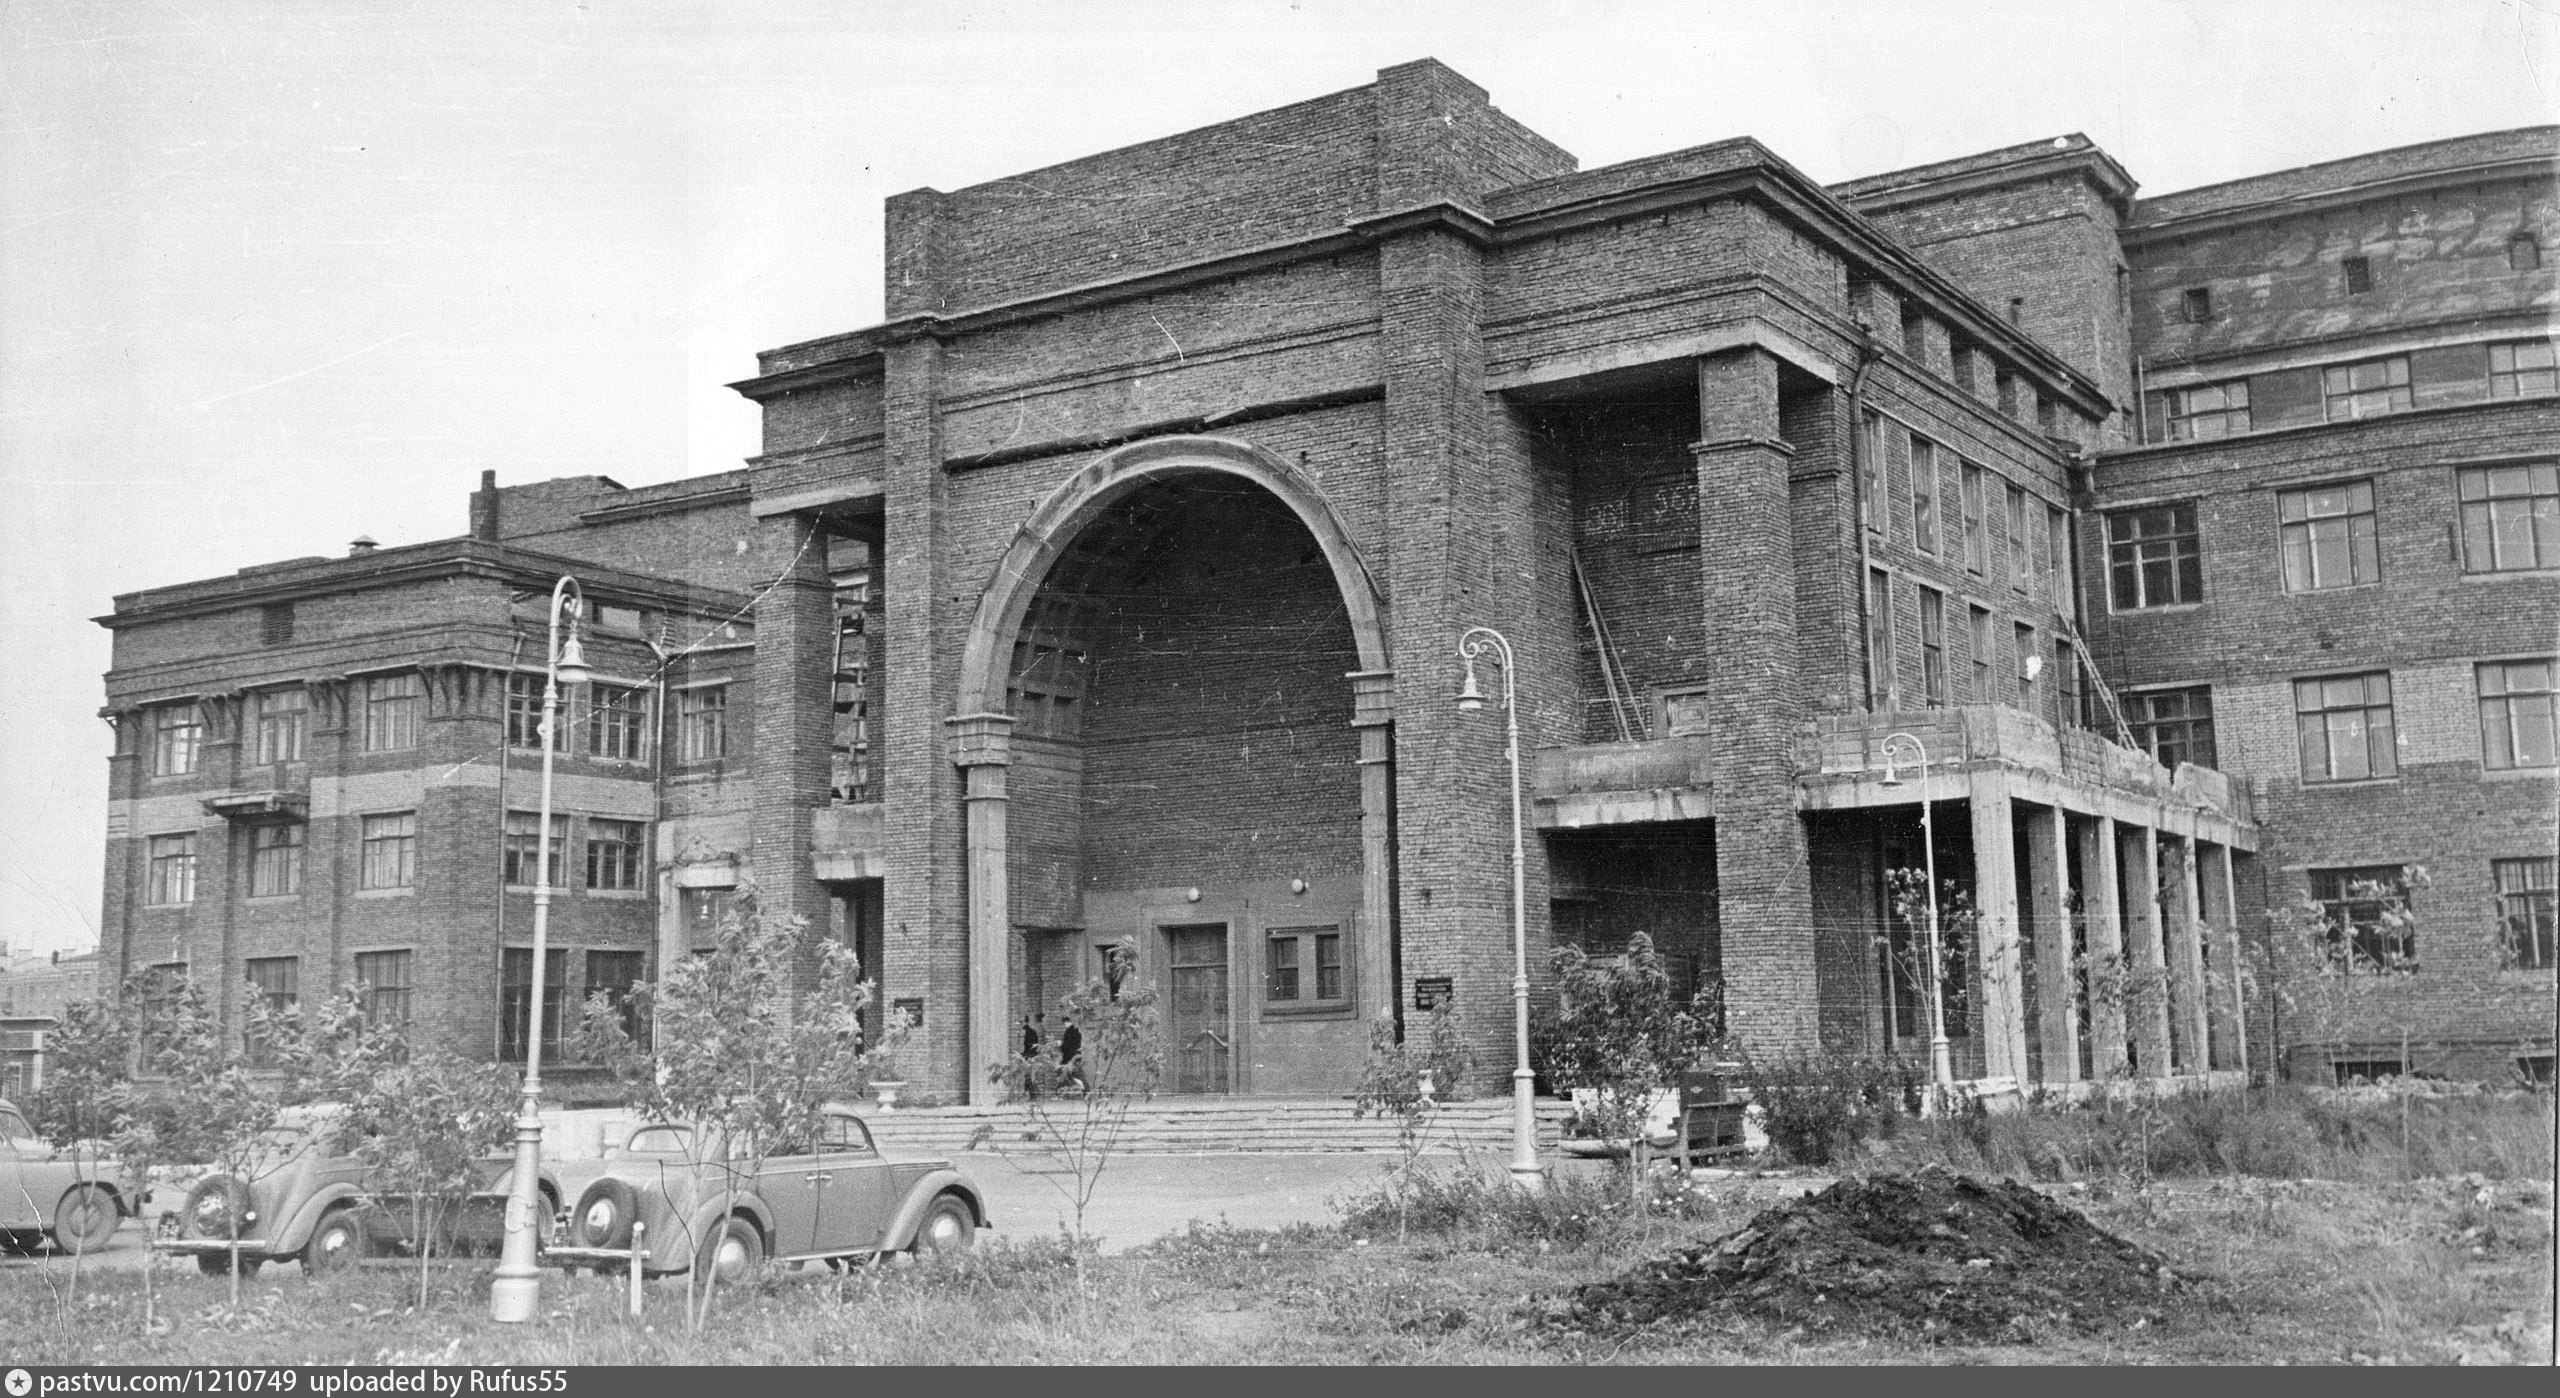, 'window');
1910,438,1939,555
145,832,197,906
505,674,545,750
2180,287,2212,324
2106,503,2203,609
2126,686,2217,770
2477,659,2558,771
2309,866,2415,972
1265,926,1347,1010
2340,255,2373,295
2457,463,2560,572
354,950,414,1034
2015,623,2040,713
248,822,304,897
260,603,294,646
151,704,203,776
1901,310,1925,359
360,812,417,889
1860,411,1886,534
498,947,567,1063
2332,1057,2408,1086
2278,481,2380,592
1917,588,1947,707
2295,672,2397,782
2046,506,2070,603
586,950,647,1043
1996,369,2019,416
1657,687,1712,738
2005,486,2031,590
2164,380,2251,440
1865,569,1896,708
588,683,648,760
679,887,734,944
363,673,422,751
678,685,728,762
502,810,568,888
2488,340,2558,398
133,964,189,1069
1968,605,1996,705
2495,858,2557,970
2510,233,2542,272
254,689,306,765
2321,356,2411,420
1959,463,1987,573
585,818,646,891
244,957,298,1065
